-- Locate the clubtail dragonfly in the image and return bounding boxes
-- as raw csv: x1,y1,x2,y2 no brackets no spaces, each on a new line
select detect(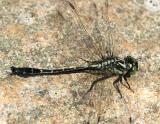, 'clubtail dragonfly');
10,0,138,98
